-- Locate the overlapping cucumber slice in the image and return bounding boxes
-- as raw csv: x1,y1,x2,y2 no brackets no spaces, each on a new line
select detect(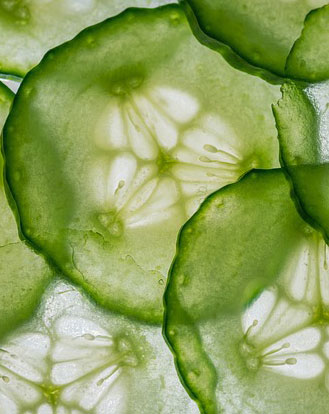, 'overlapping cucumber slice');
4,5,281,323
0,277,199,414
0,0,176,77
164,169,329,414
273,81,329,240
286,5,329,82
181,0,328,78
0,82,53,339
